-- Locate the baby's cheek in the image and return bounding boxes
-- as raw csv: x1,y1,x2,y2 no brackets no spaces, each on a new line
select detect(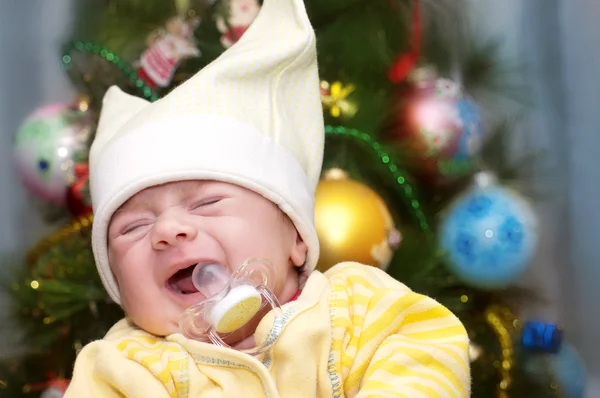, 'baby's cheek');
125,296,178,337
